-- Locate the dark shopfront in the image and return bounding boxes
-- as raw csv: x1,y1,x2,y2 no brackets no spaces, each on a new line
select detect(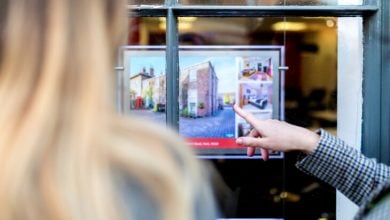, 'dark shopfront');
120,0,390,219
